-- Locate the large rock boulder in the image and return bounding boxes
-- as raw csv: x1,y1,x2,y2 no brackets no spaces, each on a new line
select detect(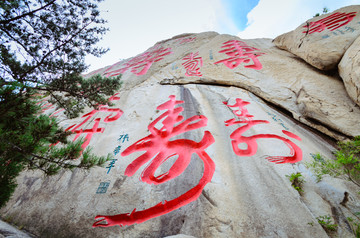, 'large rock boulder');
339,35,360,106
157,34,360,140
274,5,360,70
1,31,359,238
